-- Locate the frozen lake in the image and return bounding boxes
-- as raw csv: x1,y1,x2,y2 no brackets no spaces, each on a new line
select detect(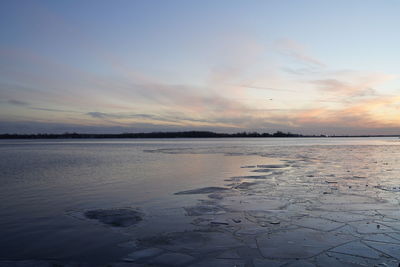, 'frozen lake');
1,137,400,266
